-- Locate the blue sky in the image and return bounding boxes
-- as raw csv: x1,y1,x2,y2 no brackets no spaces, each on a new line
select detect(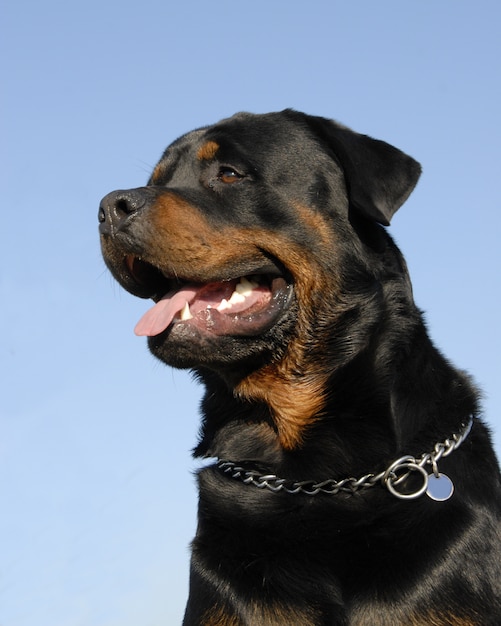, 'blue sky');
1,1,500,623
